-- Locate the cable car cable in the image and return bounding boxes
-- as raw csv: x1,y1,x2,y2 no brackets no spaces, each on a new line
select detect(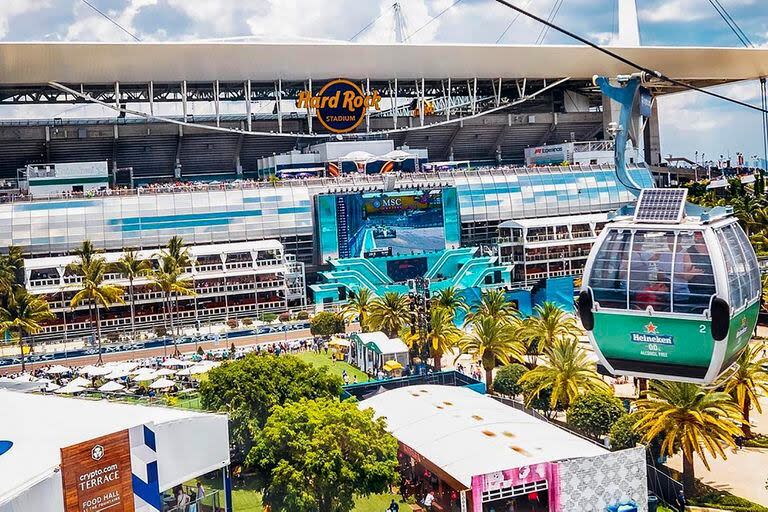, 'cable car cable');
495,0,534,44
491,0,768,115
536,0,565,45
